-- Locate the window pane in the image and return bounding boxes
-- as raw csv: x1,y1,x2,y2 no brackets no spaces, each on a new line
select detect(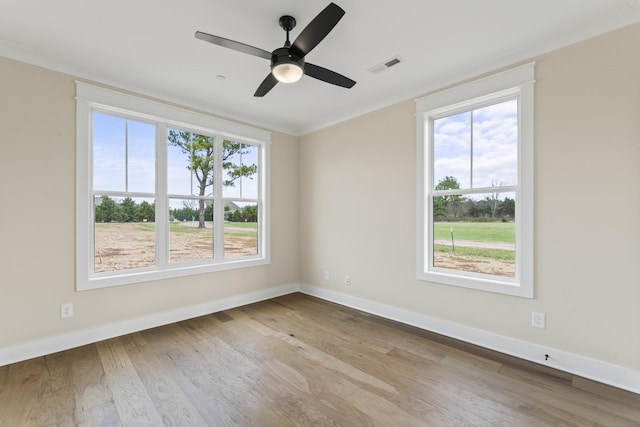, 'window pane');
93,112,126,191
224,201,258,259
472,99,518,187
432,192,515,278
167,129,215,196
94,195,155,273
127,120,156,193
222,141,259,199
93,113,156,193
433,111,471,190
169,198,214,263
